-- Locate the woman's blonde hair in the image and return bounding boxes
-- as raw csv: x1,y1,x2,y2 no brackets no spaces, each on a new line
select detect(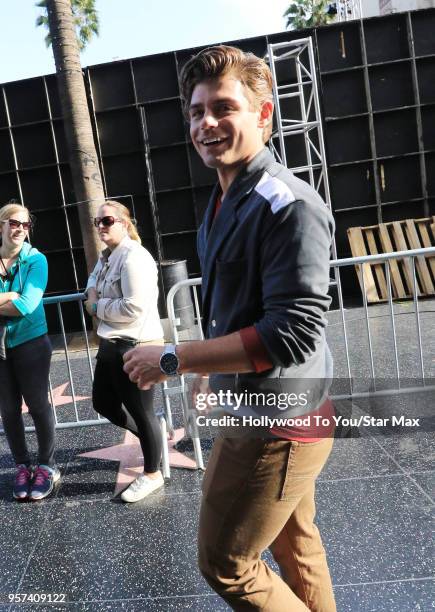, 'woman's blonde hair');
104,200,141,244
0,202,31,225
